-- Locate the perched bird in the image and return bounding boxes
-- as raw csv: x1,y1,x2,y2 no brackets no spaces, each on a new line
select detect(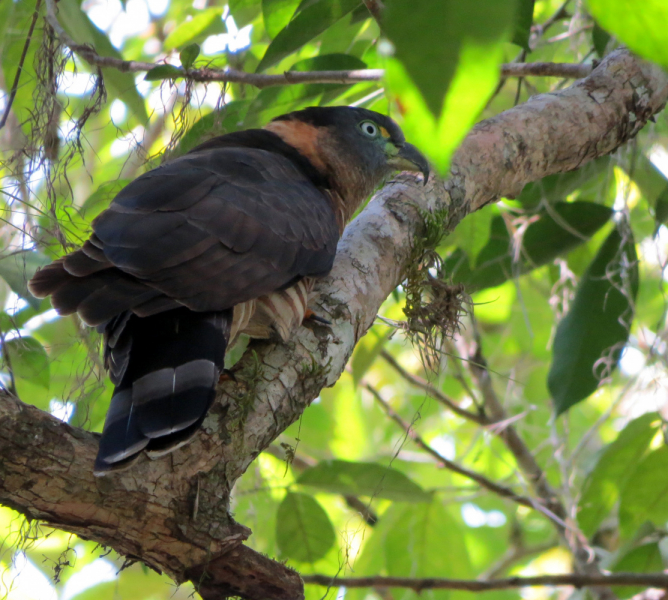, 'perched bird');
29,106,429,475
